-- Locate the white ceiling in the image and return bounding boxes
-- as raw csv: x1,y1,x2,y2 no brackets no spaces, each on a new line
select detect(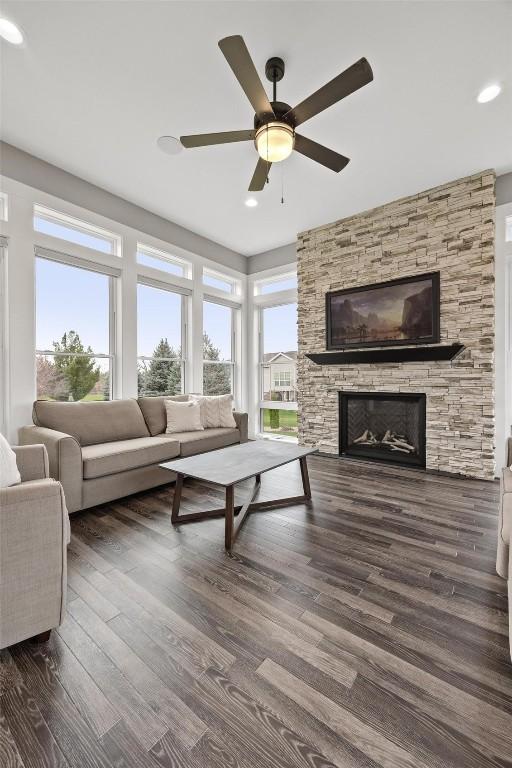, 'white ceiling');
1,1,511,256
